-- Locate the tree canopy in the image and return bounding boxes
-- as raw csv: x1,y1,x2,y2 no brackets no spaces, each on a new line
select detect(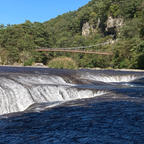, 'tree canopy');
0,0,144,69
